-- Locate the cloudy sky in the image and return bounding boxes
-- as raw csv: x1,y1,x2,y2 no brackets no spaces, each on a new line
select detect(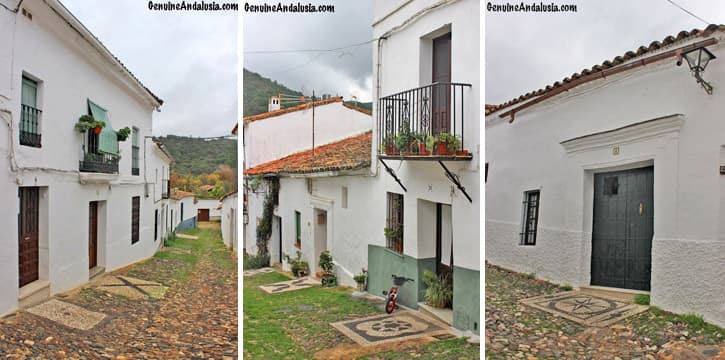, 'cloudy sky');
242,1,373,102
62,0,237,137
486,0,725,105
